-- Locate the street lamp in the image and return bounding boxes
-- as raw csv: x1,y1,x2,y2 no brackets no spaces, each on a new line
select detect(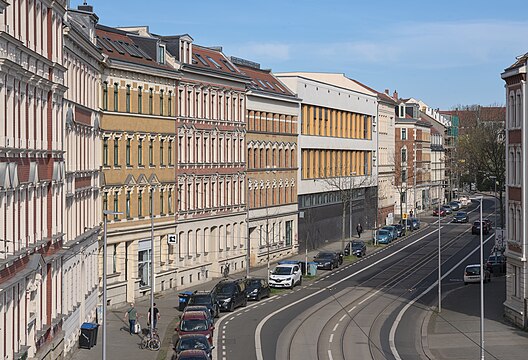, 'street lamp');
348,172,357,249
437,187,442,313
149,188,155,339
471,196,485,359
102,209,122,360
489,175,497,229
